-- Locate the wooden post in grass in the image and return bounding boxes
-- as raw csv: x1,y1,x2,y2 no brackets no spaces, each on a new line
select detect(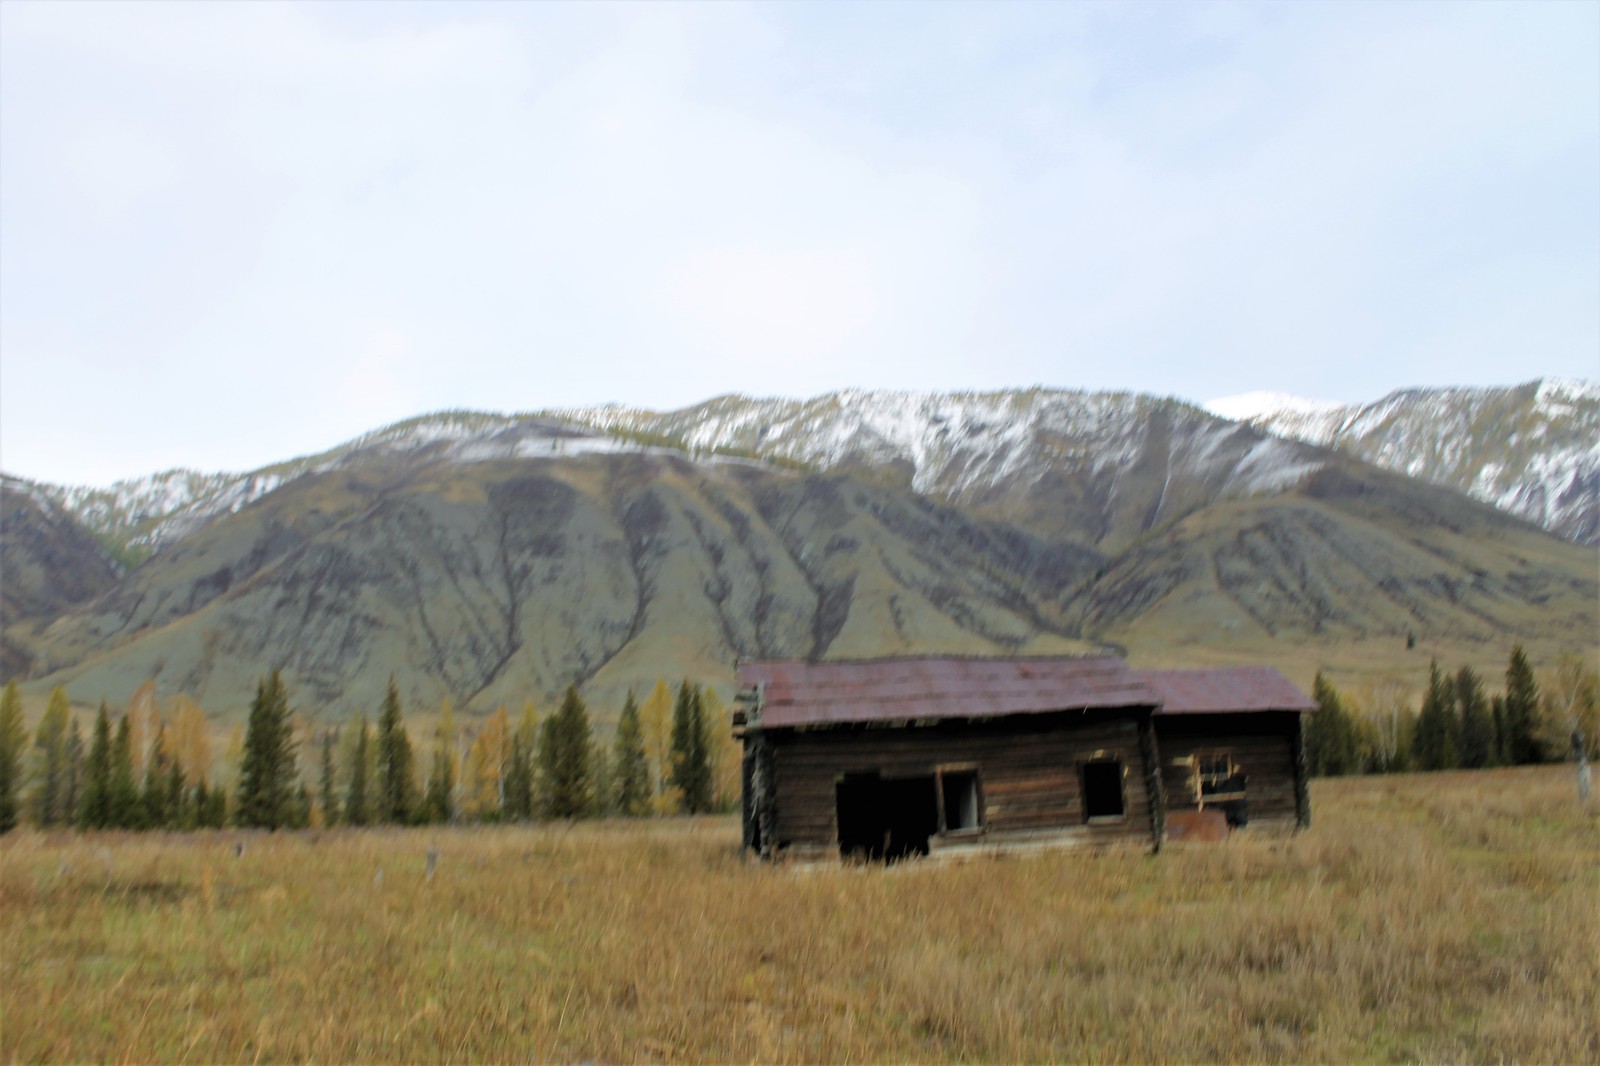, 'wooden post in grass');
1575,730,1592,805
